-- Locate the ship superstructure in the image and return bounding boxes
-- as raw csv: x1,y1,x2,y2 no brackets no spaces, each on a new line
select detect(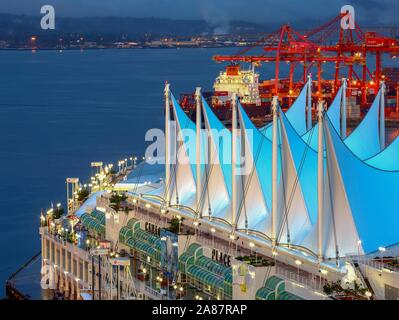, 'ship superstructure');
213,65,261,106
